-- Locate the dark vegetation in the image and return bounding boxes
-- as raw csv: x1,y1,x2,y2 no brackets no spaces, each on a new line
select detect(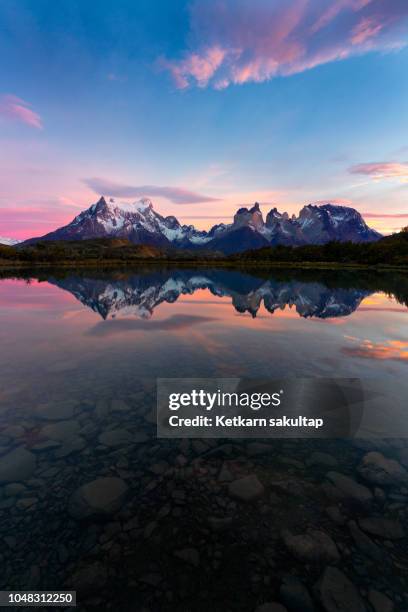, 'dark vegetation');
228,227,408,268
0,238,219,265
1,228,407,268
